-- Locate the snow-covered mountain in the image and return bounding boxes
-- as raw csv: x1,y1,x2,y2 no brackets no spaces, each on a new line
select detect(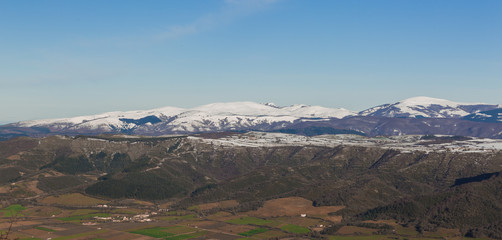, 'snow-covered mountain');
2,97,502,140
359,96,500,118
10,102,355,134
